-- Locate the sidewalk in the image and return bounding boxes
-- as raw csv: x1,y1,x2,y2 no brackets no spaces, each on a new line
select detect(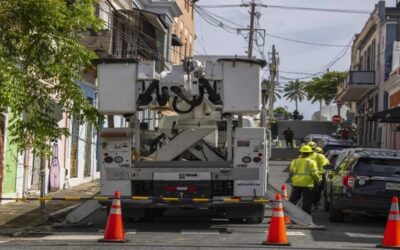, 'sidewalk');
0,180,99,233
